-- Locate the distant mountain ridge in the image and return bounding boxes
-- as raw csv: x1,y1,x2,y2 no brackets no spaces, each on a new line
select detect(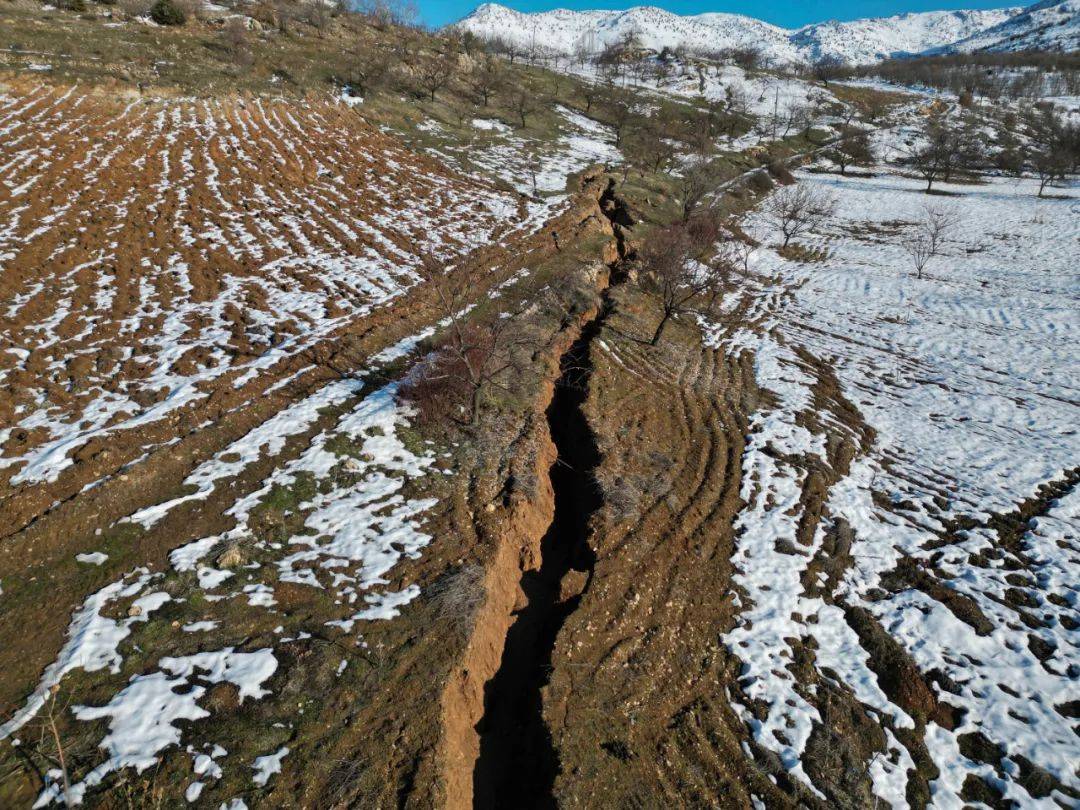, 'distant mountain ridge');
451,2,1077,64
944,0,1080,53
